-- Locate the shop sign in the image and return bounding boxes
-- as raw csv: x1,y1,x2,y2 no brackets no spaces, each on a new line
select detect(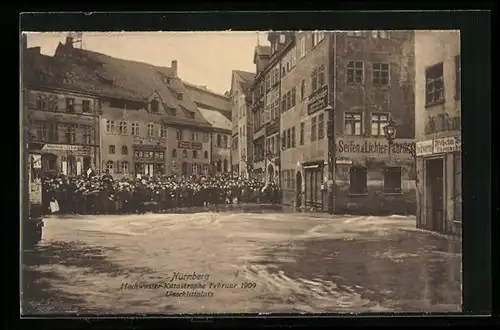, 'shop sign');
336,138,415,157
42,144,92,152
416,140,434,156
178,140,202,150
307,85,329,115
433,136,461,154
